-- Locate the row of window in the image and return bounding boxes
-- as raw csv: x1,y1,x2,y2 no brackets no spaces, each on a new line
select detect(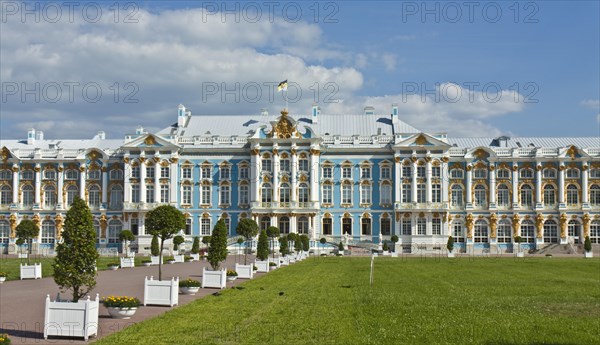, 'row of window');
0,184,123,209
130,166,170,179
449,167,597,180
130,184,170,204
0,169,124,181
